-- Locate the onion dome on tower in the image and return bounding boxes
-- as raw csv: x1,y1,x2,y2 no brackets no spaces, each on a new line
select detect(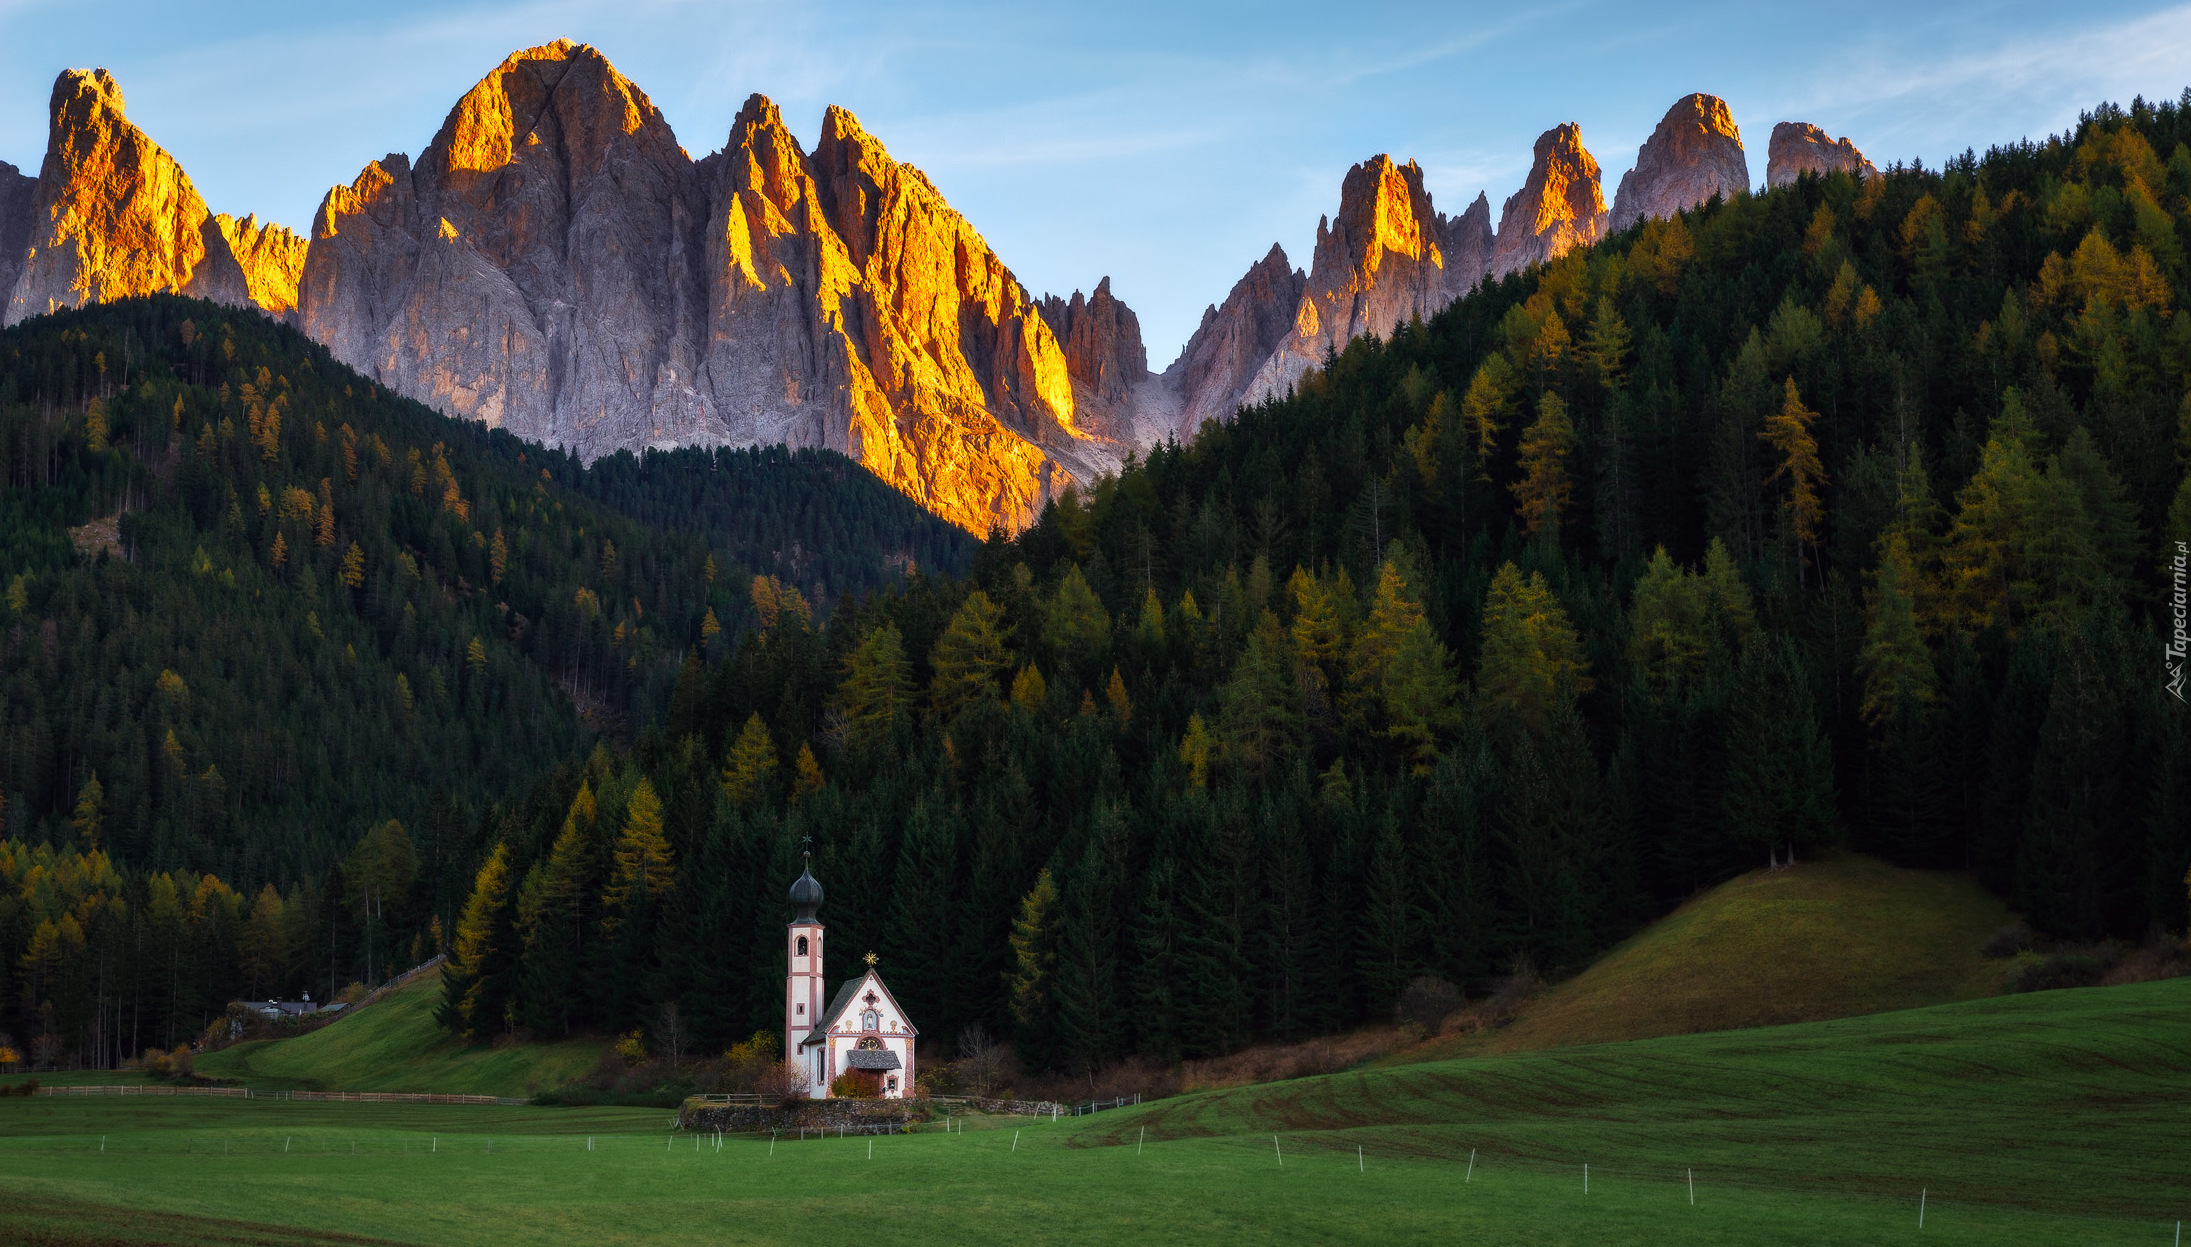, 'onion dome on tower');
788,853,824,922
